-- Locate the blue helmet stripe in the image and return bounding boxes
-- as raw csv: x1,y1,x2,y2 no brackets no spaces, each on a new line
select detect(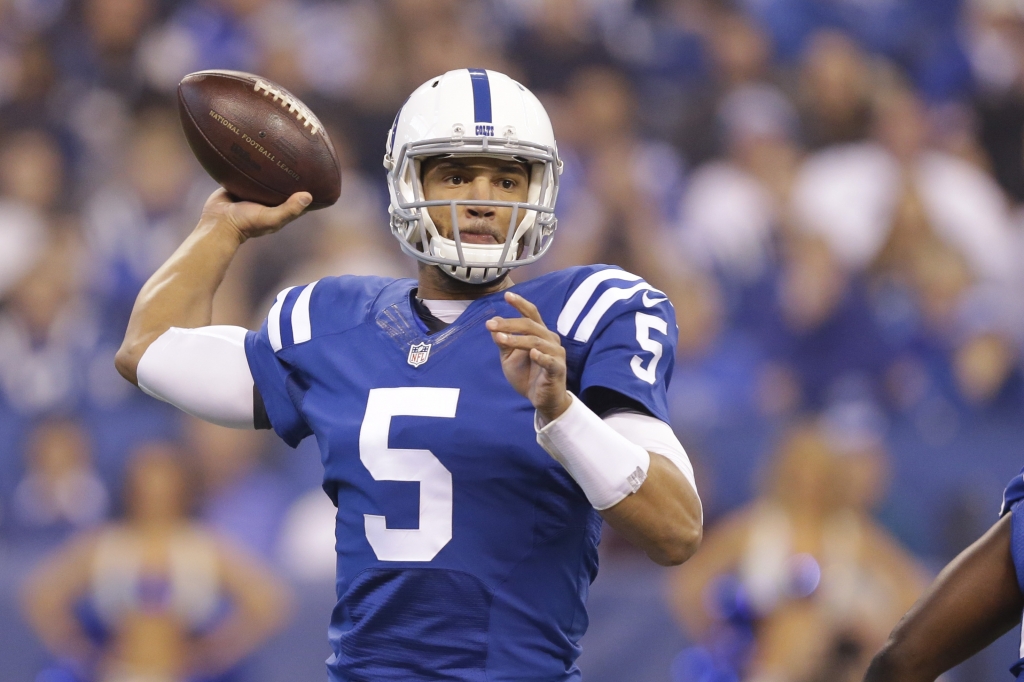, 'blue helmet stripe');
468,68,492,123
